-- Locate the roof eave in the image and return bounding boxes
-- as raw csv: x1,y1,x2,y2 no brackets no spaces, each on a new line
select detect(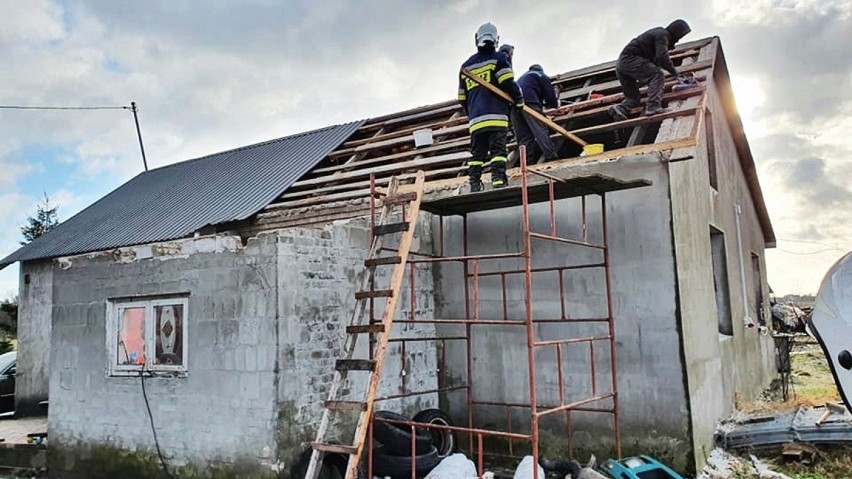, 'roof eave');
710,37,777,248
